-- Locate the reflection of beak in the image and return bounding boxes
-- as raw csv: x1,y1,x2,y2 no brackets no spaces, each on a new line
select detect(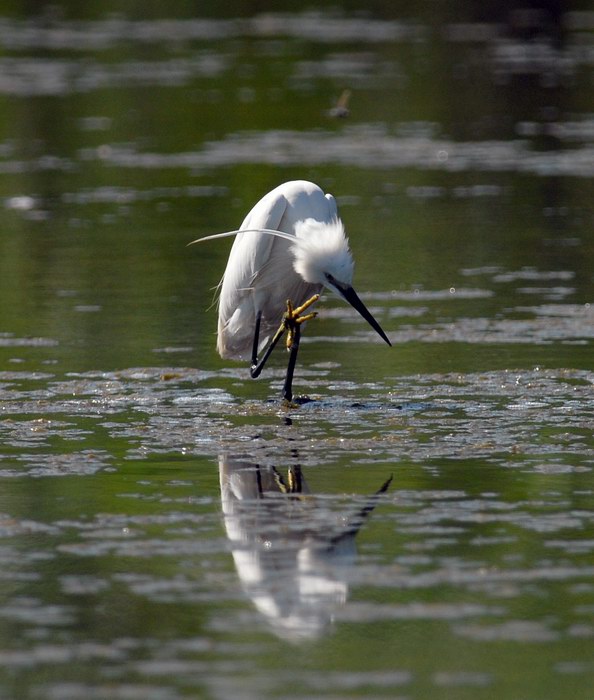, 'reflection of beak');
334,283,392,346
